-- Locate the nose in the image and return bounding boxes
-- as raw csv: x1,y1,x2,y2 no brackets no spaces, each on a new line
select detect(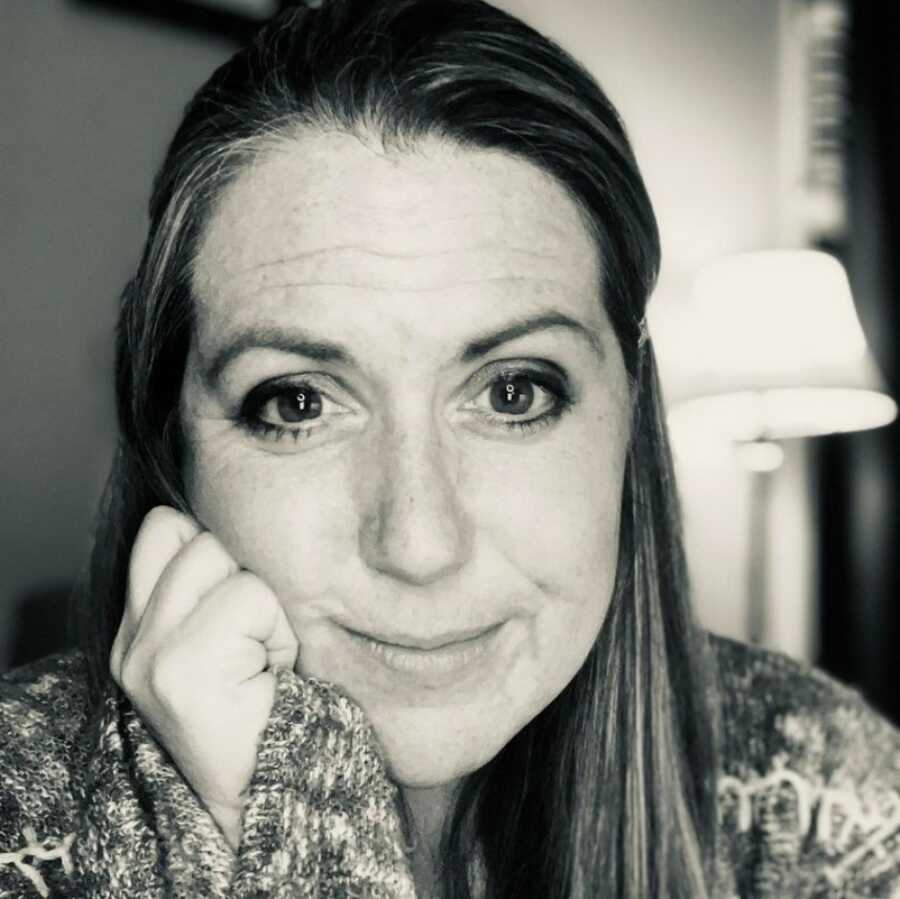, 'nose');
358,417,470,587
